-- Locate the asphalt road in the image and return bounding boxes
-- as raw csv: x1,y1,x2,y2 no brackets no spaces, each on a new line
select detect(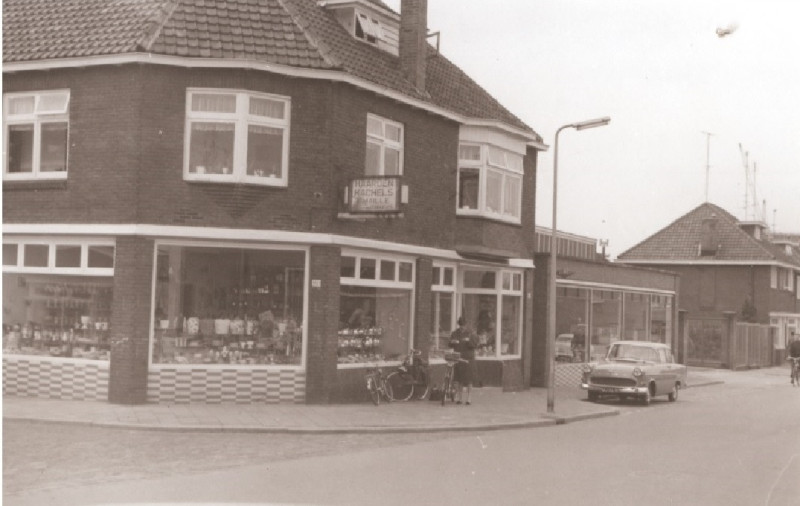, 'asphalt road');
4,366,799,506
